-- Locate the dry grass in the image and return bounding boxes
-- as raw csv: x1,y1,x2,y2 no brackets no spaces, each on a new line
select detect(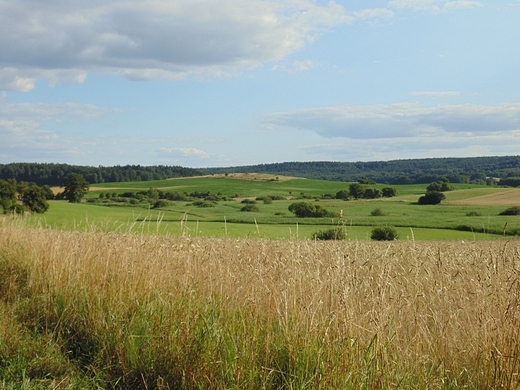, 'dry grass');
1,217,520,388
448,188,520,206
